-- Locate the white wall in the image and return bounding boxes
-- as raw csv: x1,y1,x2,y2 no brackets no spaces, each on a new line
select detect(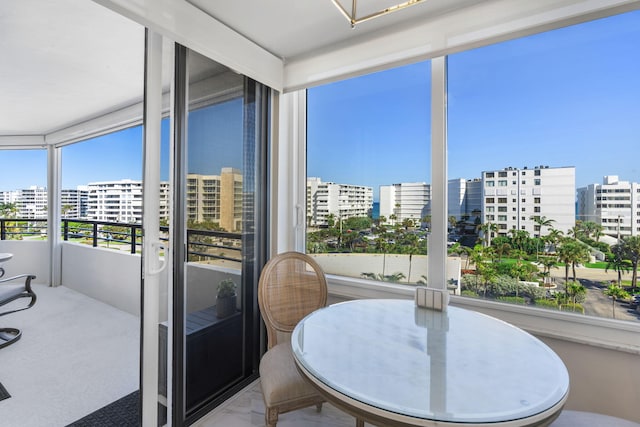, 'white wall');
61,242,142,316
0,240,49,283
312,253,461,288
